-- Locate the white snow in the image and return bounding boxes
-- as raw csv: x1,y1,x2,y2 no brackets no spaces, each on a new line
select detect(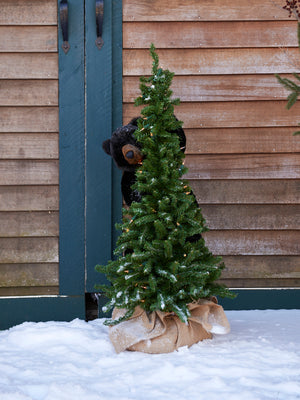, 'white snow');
208,323,228,335
0,310,299,400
